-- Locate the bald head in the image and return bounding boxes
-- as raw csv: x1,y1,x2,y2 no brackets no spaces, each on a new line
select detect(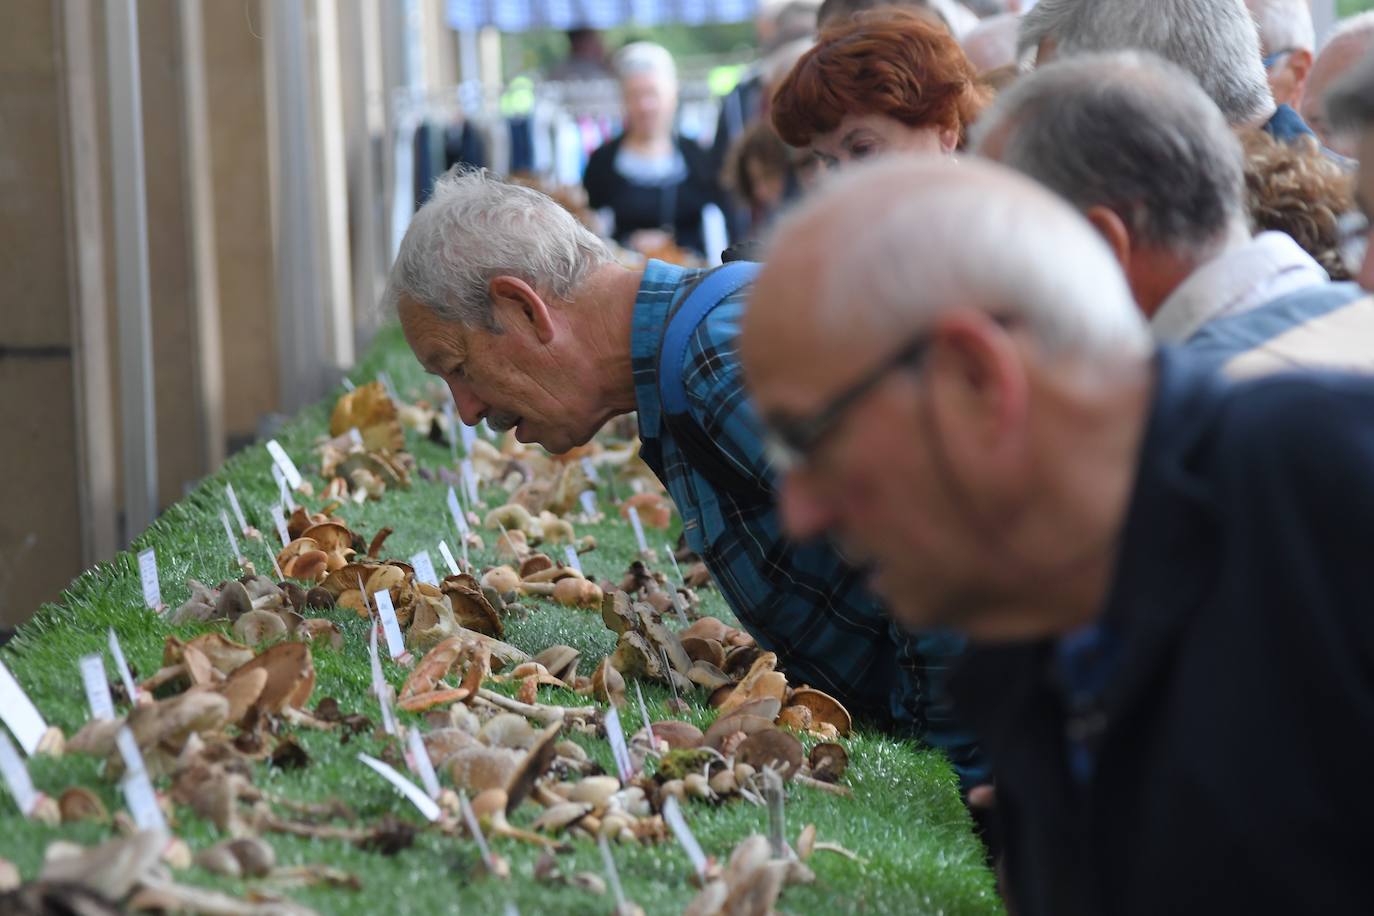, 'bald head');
1301,13,1374,154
